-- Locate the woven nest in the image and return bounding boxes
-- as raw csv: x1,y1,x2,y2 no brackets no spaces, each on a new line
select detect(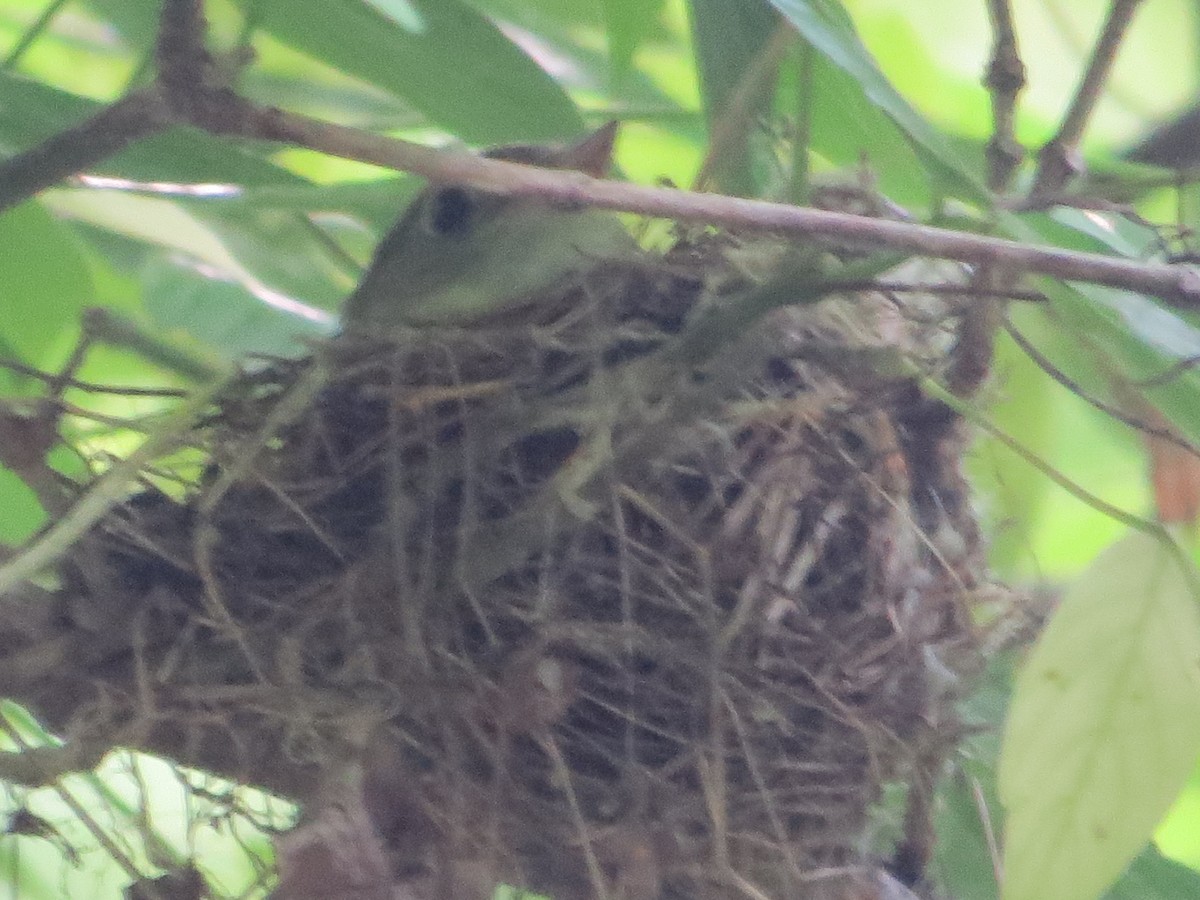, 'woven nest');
7,227,984,900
